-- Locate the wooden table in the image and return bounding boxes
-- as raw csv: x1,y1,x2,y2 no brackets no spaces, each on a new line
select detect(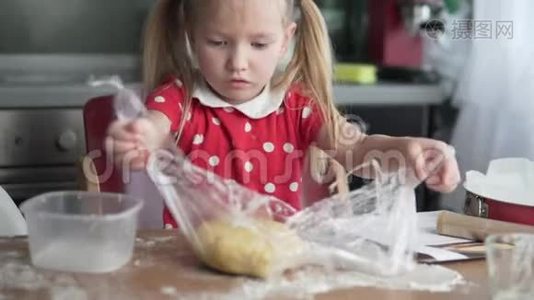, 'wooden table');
0,230,490,299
